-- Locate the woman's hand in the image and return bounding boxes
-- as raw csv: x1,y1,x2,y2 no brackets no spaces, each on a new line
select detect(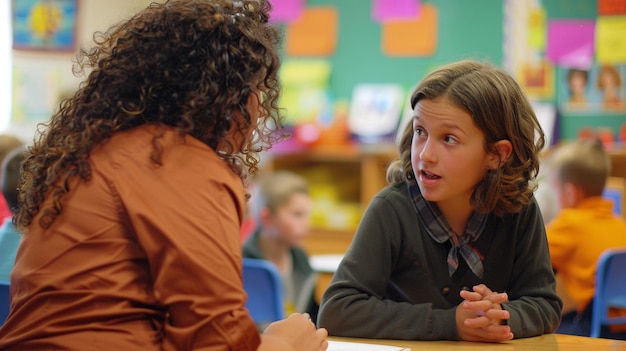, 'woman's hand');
260,313,328,351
